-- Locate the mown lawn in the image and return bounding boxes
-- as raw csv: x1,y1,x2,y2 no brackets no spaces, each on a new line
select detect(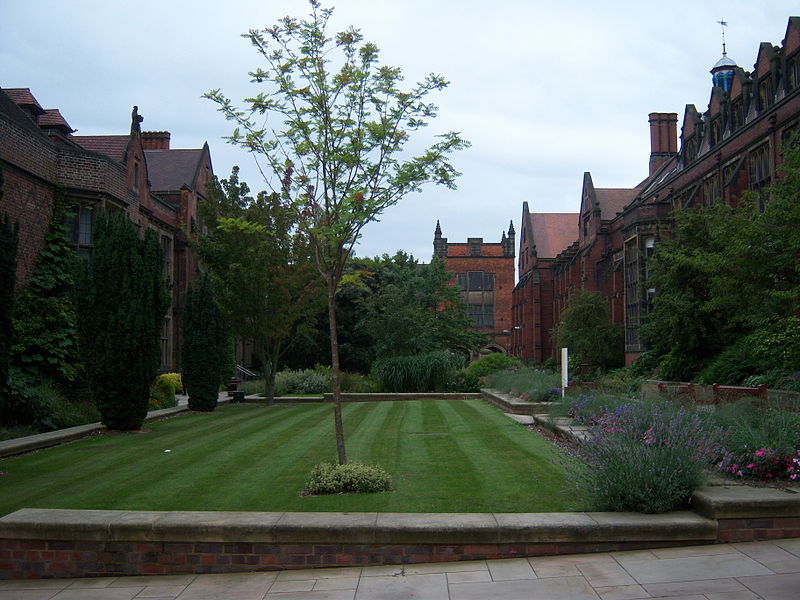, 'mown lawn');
0,400,586,515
